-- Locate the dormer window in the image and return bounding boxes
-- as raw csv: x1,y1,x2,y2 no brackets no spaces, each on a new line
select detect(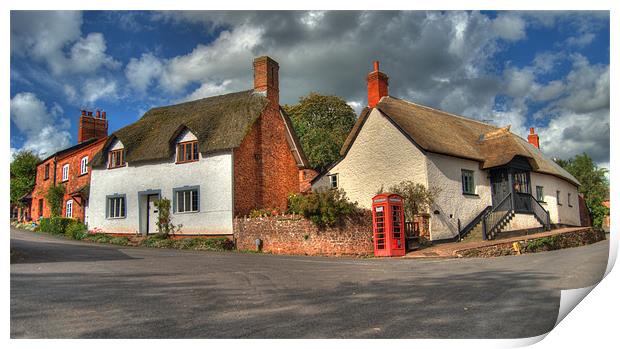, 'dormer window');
177,141,199,163
108,149,125,169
